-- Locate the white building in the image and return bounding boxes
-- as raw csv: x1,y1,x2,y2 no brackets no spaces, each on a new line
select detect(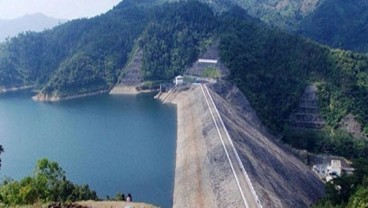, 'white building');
327,160,342,177
198,59,218,64
175,75,184,86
